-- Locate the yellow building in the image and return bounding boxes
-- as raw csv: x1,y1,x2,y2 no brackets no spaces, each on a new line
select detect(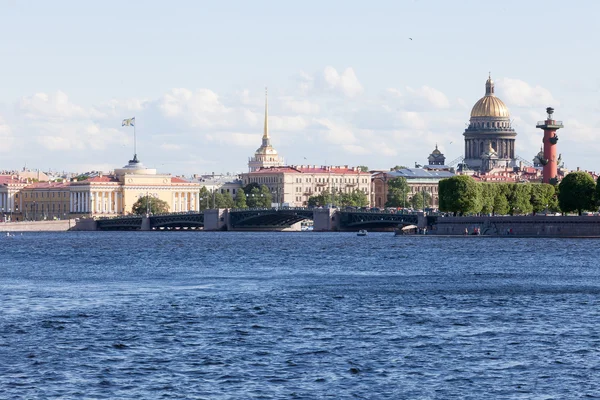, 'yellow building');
21,181,71,220
68,156,202,216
